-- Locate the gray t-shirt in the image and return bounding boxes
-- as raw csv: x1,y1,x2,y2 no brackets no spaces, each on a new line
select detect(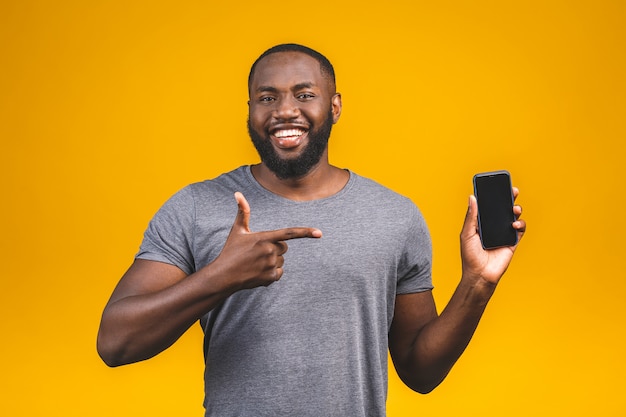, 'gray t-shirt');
137,166,433,416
